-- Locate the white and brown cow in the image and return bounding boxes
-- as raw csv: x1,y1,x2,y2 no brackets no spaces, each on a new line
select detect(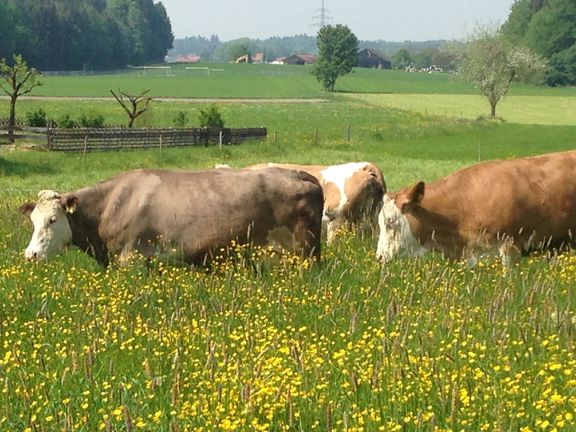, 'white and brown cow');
245,162,386,242
20,168,323,266
376,150,576,265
